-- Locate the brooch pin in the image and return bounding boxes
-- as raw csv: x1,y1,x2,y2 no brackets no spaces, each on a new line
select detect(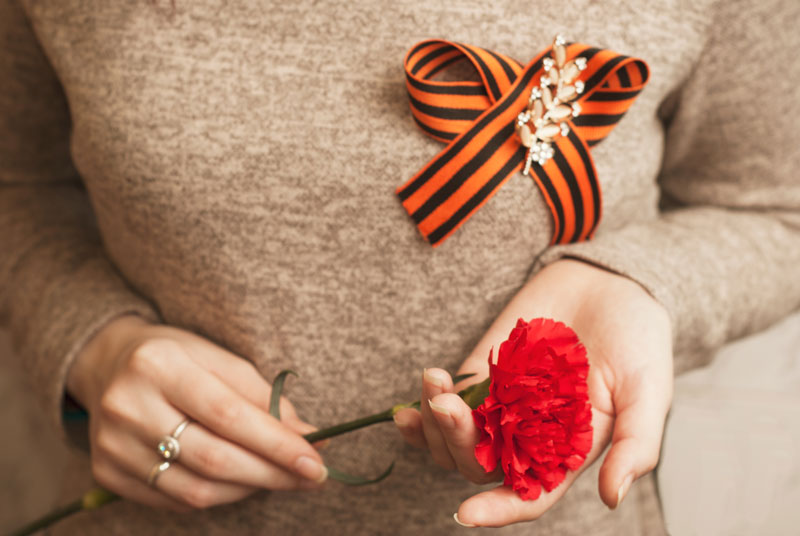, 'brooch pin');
516,35,587,175
399,36,649,246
